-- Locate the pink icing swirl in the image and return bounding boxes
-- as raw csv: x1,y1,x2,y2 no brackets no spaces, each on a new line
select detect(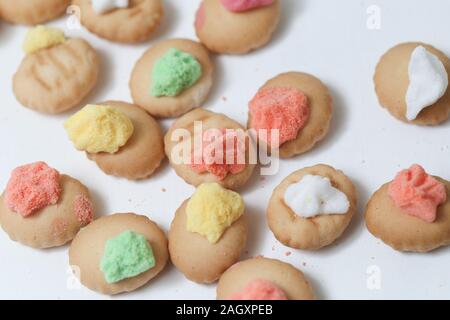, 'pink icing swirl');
229,279,287,300
195,3,206,30
249,87,310,148
190,128,246,180
388,164,447,223
220,0,275,12
5,162,61,217
73,194,94,226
